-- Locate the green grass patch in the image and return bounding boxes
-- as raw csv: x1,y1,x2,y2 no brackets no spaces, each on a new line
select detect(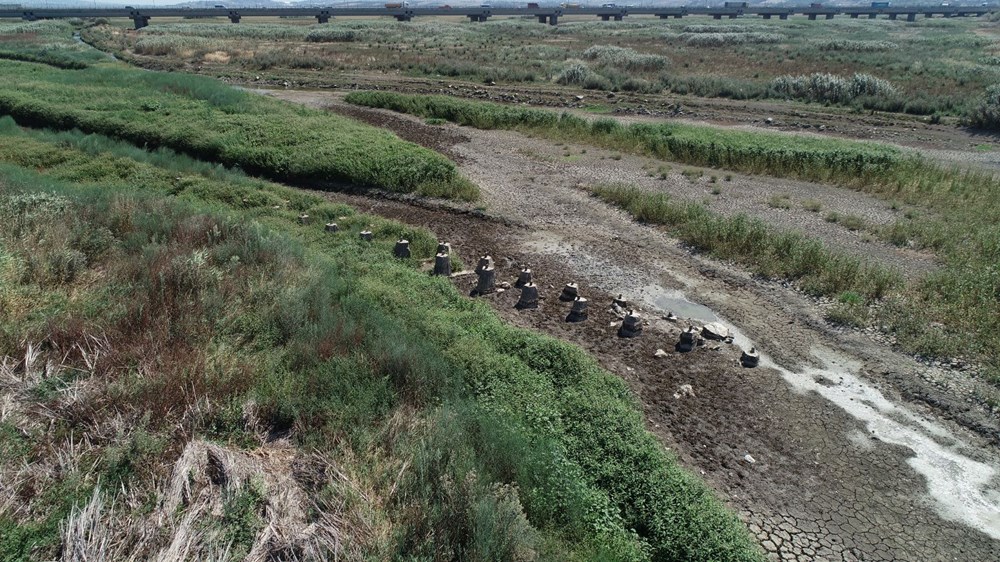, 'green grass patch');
0,60,476,201
588,183,901,300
